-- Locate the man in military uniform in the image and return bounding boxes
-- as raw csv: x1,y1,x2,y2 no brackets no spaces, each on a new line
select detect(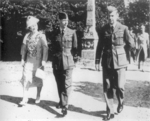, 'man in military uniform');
48,12,78,116
95,6,135,120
